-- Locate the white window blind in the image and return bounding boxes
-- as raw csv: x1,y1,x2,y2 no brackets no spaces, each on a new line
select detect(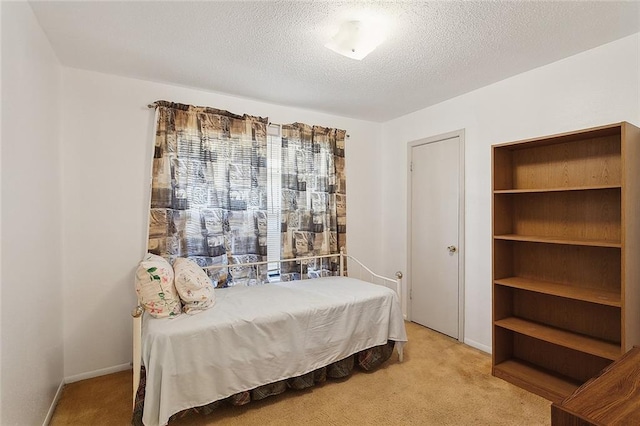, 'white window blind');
266,125,282,274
